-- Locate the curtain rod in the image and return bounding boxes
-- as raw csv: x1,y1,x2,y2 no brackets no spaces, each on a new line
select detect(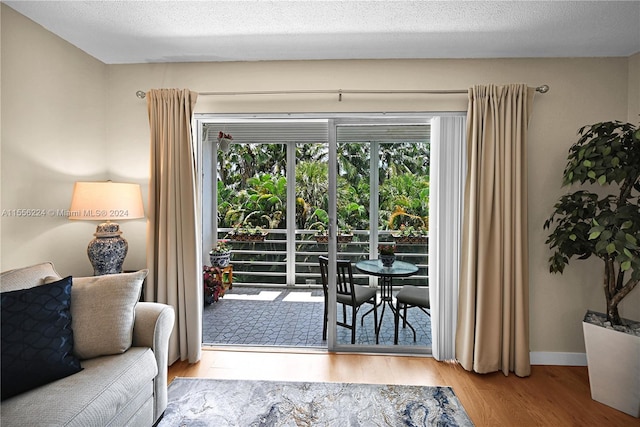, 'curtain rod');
135,85,549,101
